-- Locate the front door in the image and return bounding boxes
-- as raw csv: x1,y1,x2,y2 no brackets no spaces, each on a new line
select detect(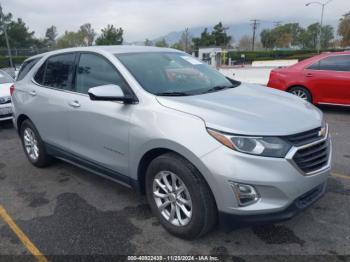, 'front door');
67,52,134,176
305,54,350,104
